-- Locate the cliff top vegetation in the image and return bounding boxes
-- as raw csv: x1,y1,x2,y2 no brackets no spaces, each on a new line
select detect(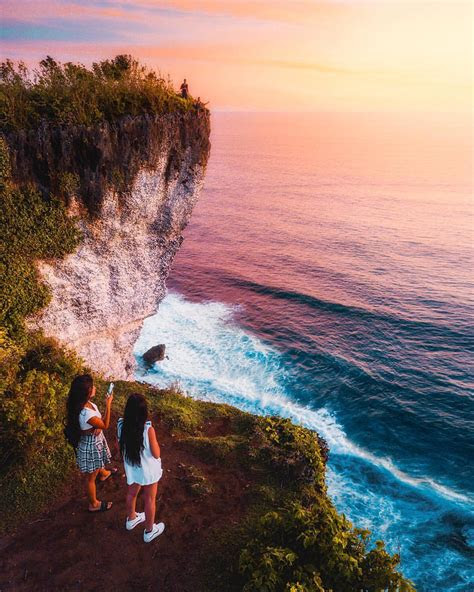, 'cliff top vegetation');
0,55,210,215
0,54,196,132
